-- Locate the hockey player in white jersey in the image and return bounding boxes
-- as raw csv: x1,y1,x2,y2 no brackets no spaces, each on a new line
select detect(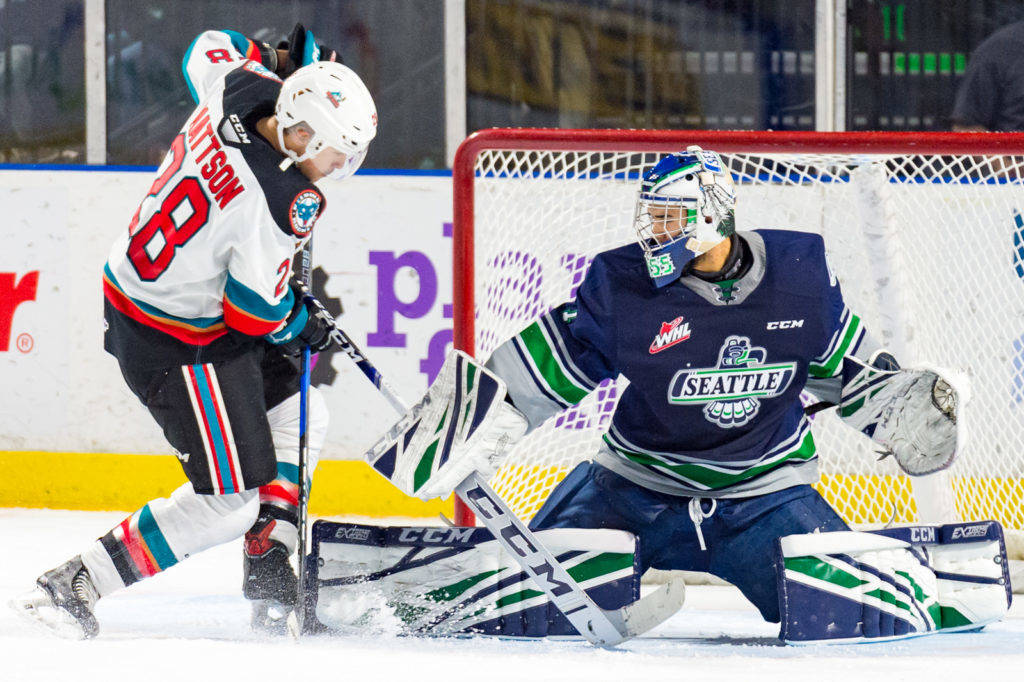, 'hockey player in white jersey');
10,24,376,638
